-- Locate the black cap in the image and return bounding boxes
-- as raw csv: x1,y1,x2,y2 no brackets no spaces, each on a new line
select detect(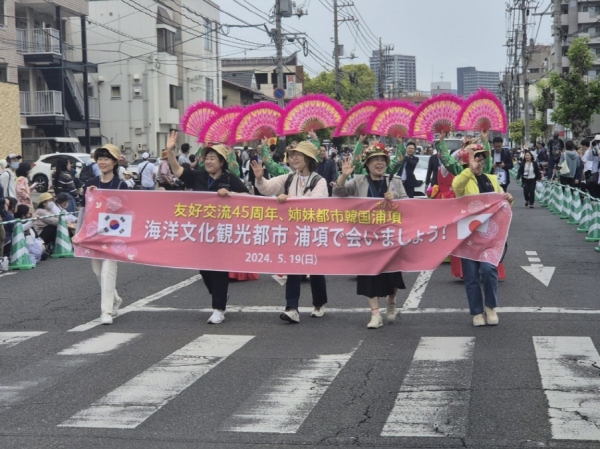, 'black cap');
55,193,71,203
